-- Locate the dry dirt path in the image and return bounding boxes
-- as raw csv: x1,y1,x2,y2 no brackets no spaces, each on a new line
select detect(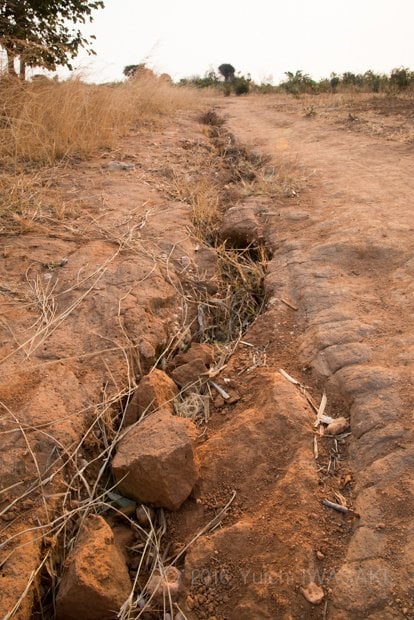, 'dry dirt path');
219,96,414,617
1,97,413,620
